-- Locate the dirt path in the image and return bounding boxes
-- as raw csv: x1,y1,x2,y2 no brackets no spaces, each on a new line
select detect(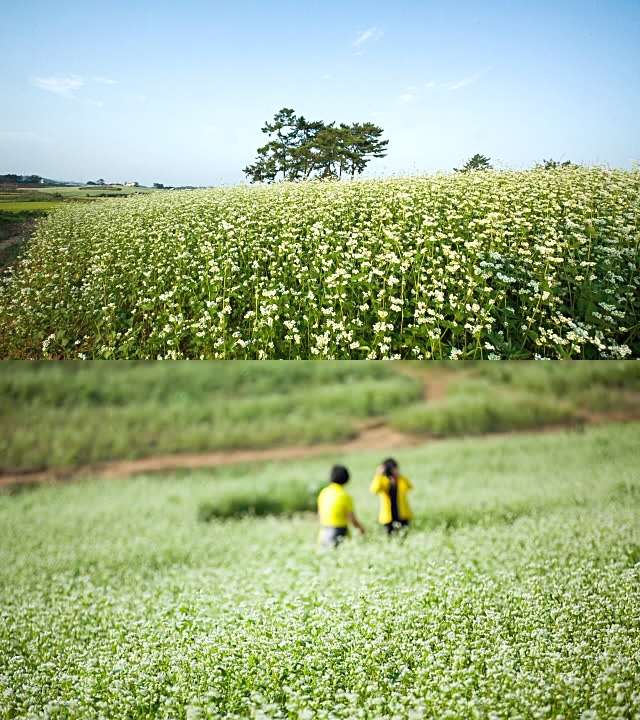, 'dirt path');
0,219,37,270
0,220,36,248
1,366,455,491
394,363,461,402
2,369,639,492
0,425,423,490
0,236,23,252
4,414,639,492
